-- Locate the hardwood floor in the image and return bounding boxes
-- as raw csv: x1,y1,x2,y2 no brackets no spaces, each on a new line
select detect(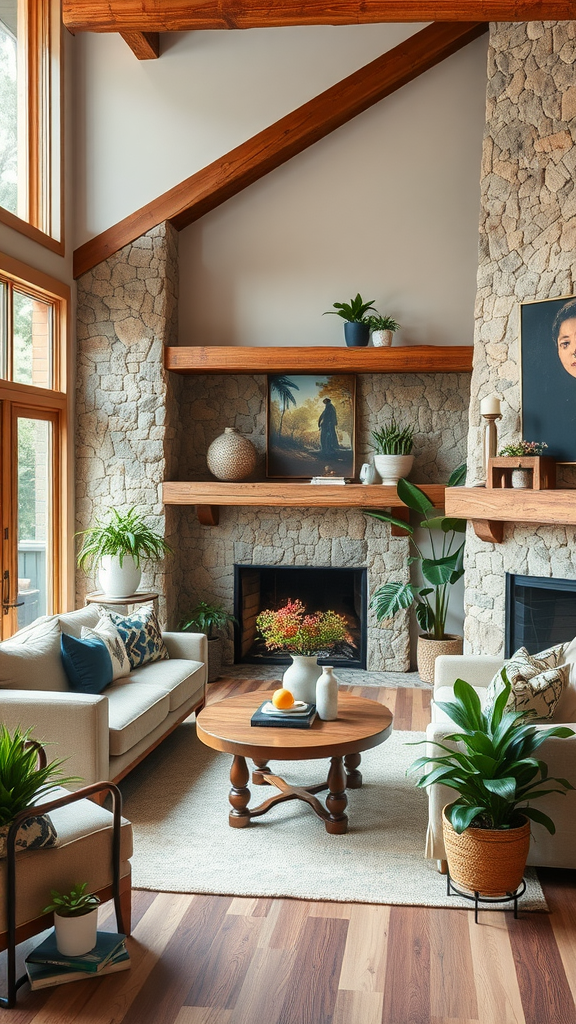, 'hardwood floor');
4,678,576,1023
